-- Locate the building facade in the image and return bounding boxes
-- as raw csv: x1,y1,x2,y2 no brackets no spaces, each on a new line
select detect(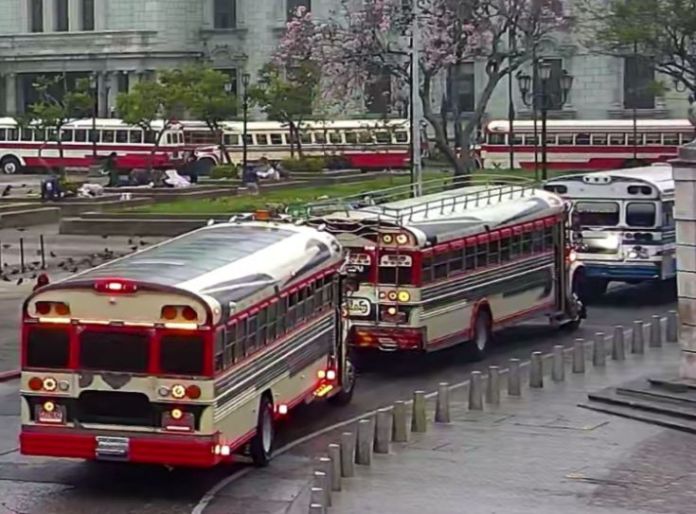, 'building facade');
0,0,689,122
